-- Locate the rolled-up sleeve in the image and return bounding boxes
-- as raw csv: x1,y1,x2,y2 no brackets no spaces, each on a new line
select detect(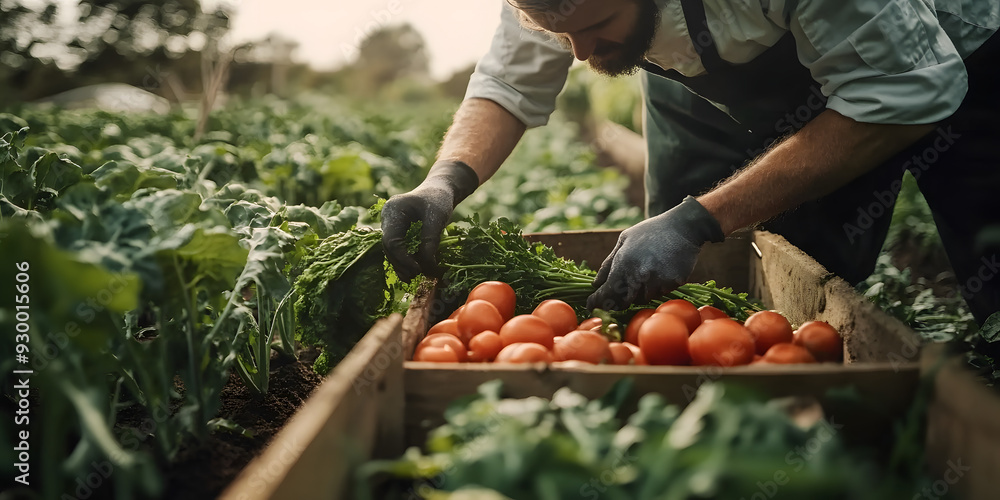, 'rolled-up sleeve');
464,2,575,128
787,0,968,124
